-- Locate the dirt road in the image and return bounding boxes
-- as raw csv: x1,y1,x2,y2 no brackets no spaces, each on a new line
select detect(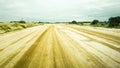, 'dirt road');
0,24,120,68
